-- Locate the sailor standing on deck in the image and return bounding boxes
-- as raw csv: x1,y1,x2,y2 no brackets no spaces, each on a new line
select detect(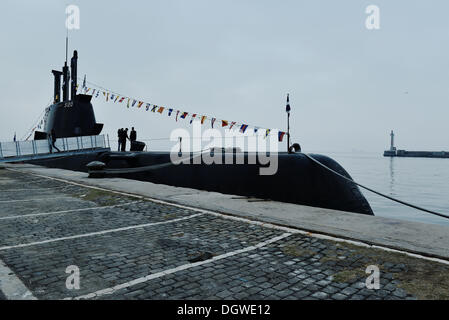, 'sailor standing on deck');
130,127,137,145
120,128,129,152
117,128,123,151
49,128,60,153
